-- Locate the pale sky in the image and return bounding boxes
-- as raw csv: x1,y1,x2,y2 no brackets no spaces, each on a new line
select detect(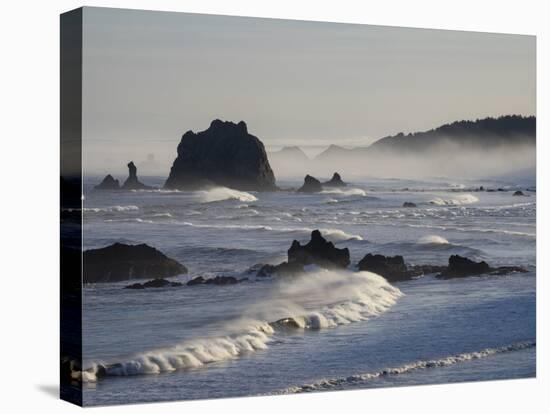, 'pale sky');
82,7,535,175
